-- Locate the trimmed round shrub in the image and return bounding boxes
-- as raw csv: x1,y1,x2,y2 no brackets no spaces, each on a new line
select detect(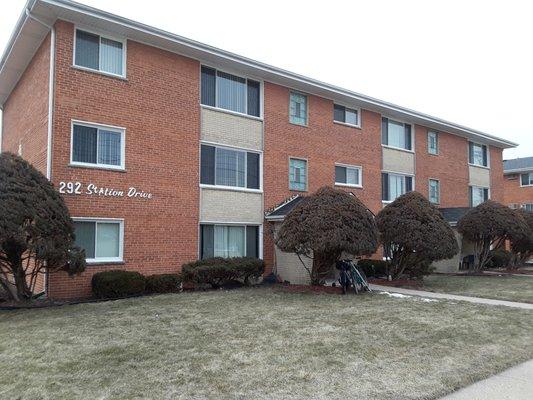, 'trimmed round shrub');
275,186,378,285
376,192,458,279
145,274,181,293
181,257,265,289
92,270,146,299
